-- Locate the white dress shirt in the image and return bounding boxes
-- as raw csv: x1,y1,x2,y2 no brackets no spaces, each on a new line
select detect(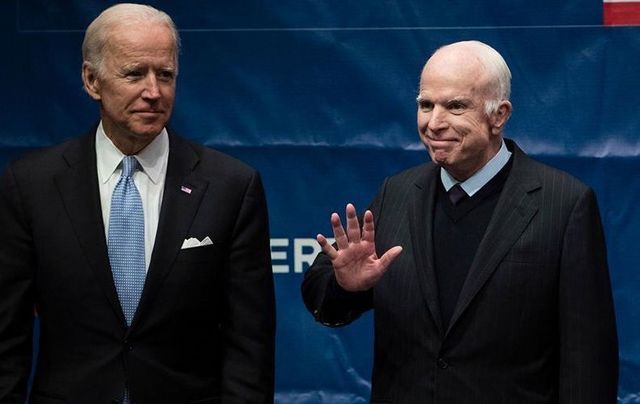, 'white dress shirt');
96,122,169,271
